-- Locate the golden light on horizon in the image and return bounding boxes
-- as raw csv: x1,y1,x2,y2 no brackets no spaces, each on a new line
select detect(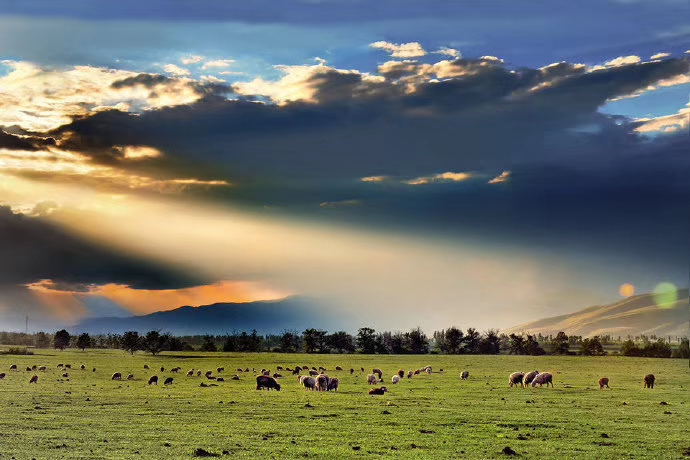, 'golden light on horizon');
619,283,635,297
